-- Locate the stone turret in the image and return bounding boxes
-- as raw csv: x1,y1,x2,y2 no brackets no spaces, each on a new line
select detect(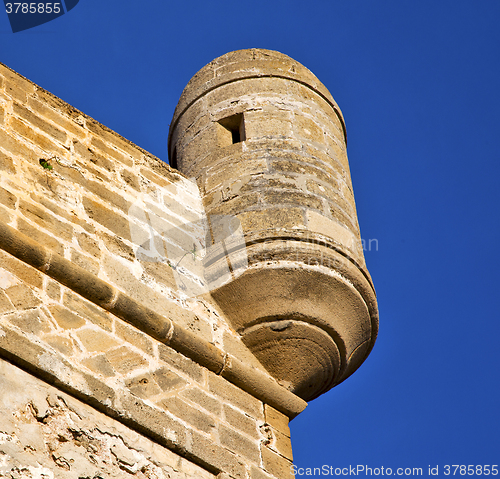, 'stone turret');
168,49,378,401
